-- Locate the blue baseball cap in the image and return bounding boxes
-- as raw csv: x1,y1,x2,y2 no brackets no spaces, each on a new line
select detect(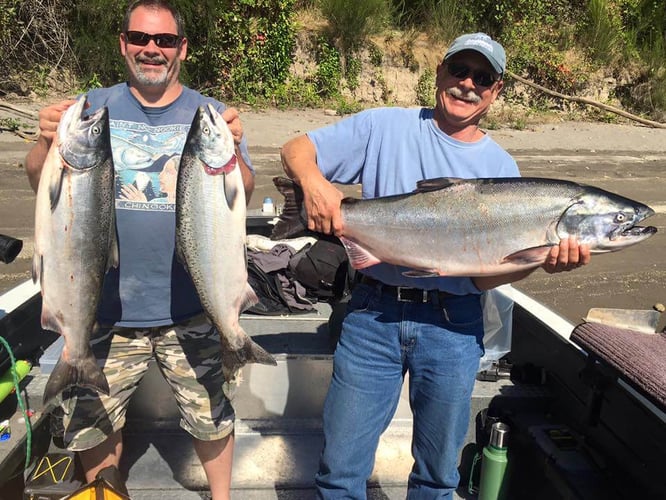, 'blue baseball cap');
444,33,506,75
